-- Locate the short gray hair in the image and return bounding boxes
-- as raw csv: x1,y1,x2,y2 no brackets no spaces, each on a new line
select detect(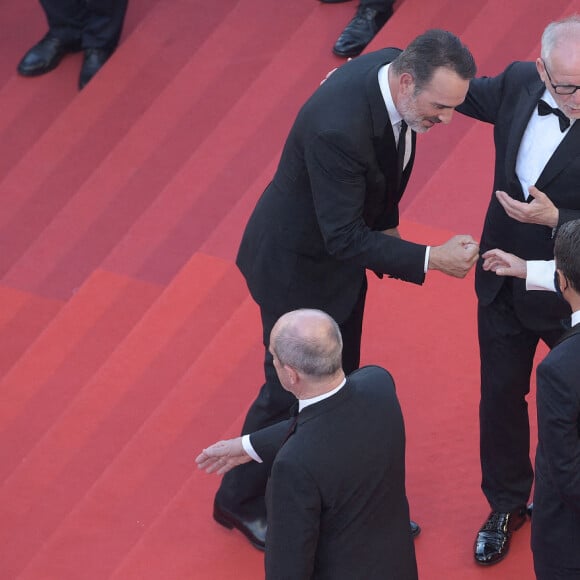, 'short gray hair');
541,14,580,64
